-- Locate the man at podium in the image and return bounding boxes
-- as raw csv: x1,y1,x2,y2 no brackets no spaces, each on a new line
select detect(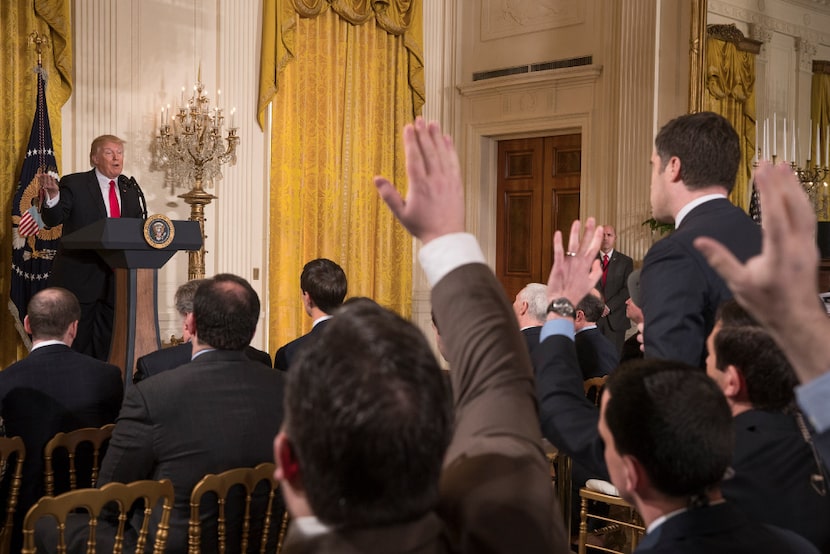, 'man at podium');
39,134,144,361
